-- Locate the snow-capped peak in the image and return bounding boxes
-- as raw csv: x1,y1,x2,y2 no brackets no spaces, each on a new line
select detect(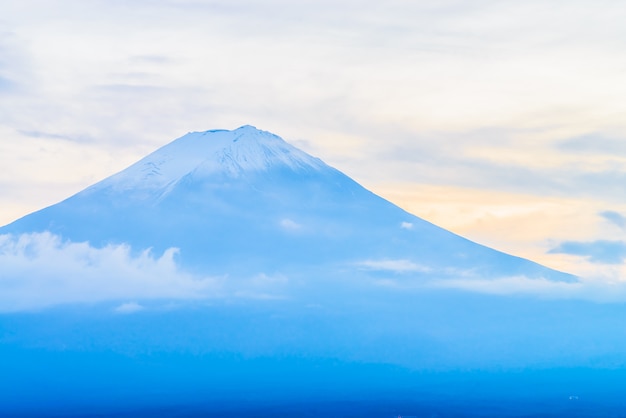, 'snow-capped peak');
91,126,327,192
